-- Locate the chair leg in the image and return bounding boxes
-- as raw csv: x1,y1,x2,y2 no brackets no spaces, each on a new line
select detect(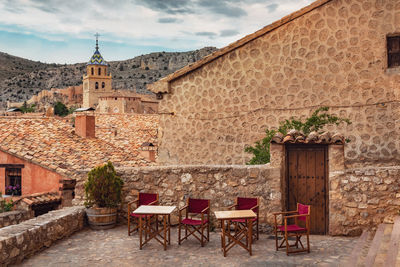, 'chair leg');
307,233,310,253
275,227,278,251
256,219,259,240
201,225,204,247
207,222,210,241
178,222,181,245
285,232,289,256
128,215,131,236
